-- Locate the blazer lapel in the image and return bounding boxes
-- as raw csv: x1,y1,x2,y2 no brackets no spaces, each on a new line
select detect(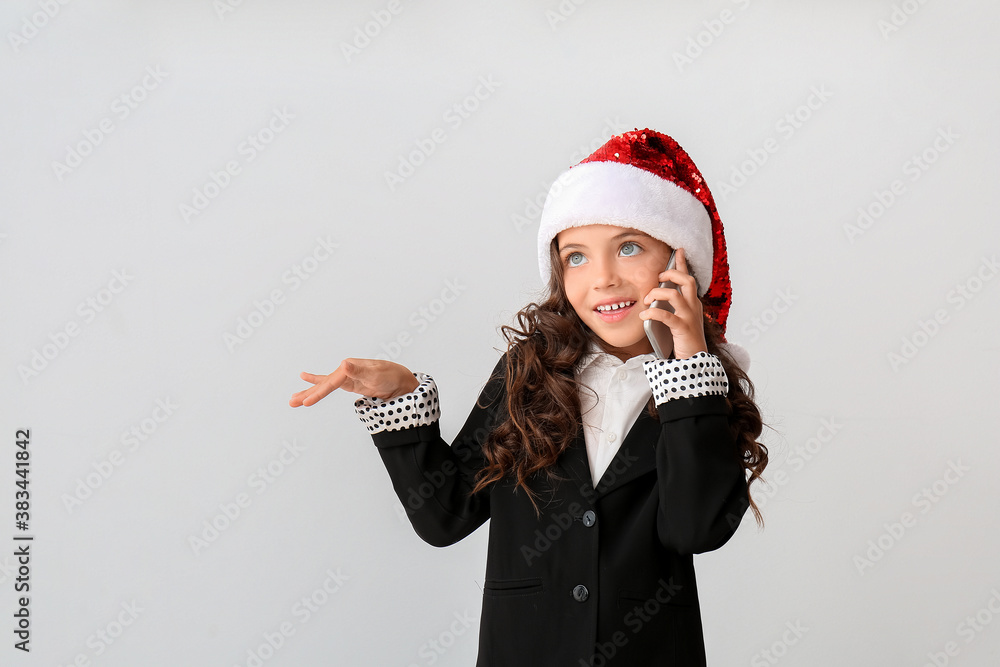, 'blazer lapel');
592,408,658,498
554,410,659,502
